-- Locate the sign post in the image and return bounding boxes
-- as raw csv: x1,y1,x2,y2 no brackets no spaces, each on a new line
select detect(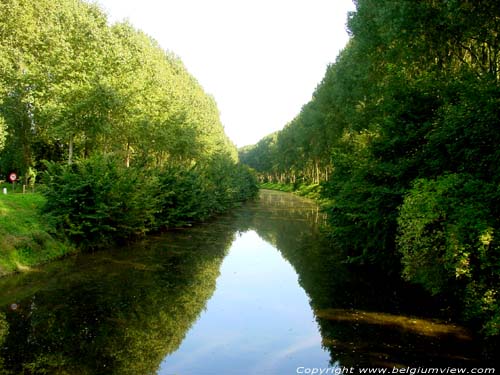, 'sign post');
9,172,17,192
